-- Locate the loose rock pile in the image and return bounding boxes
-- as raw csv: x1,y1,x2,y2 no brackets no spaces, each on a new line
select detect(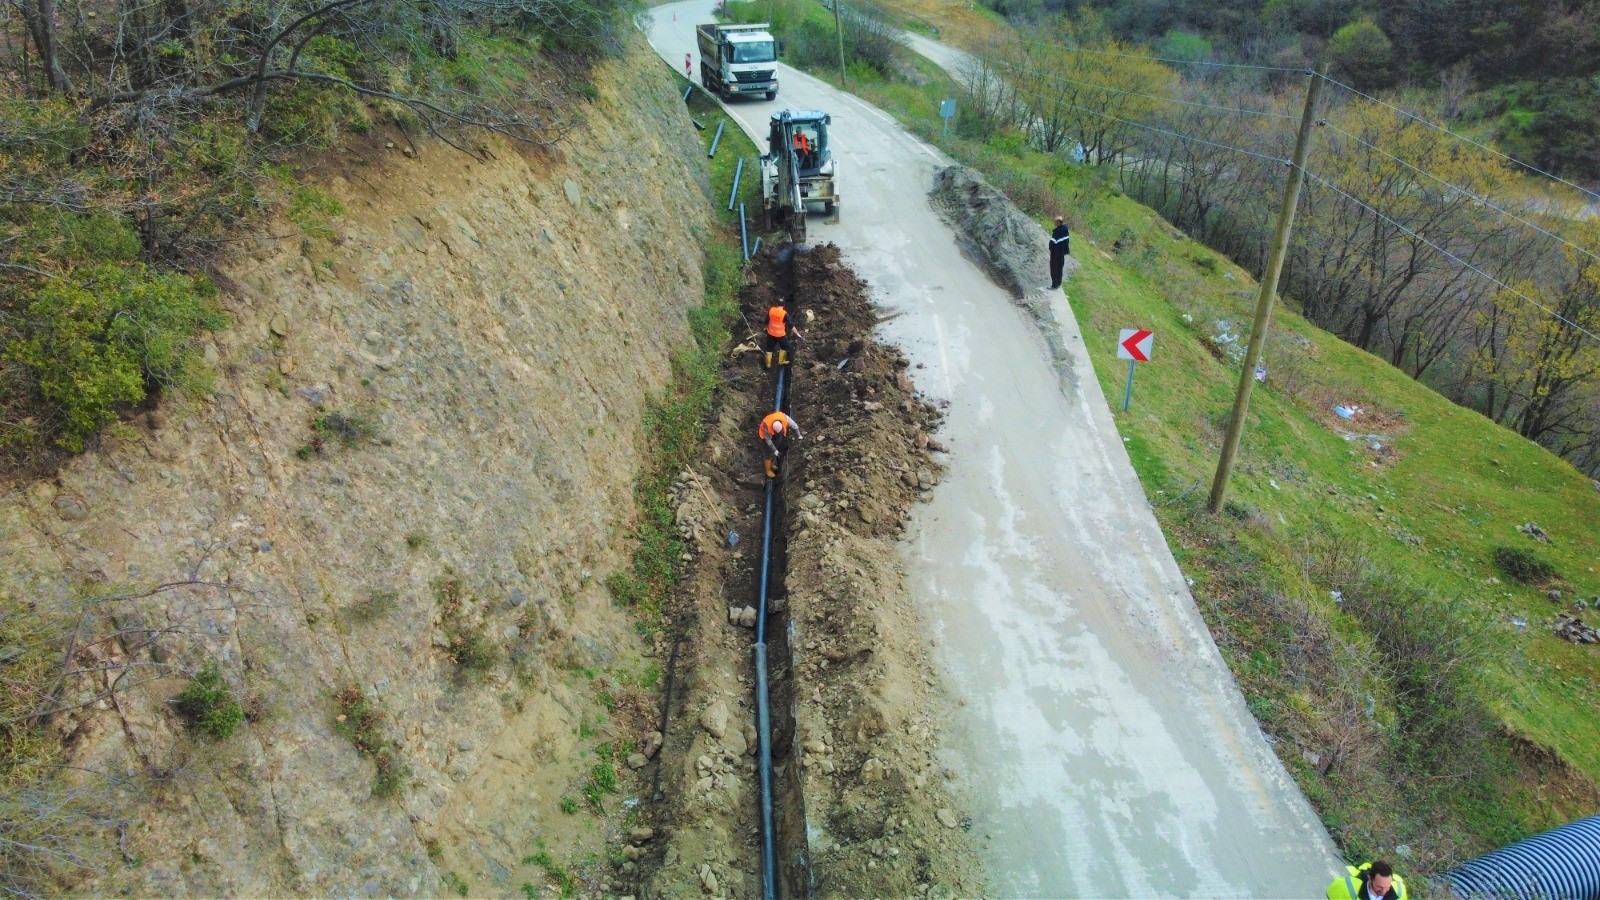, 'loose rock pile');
1554,614,1599,644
